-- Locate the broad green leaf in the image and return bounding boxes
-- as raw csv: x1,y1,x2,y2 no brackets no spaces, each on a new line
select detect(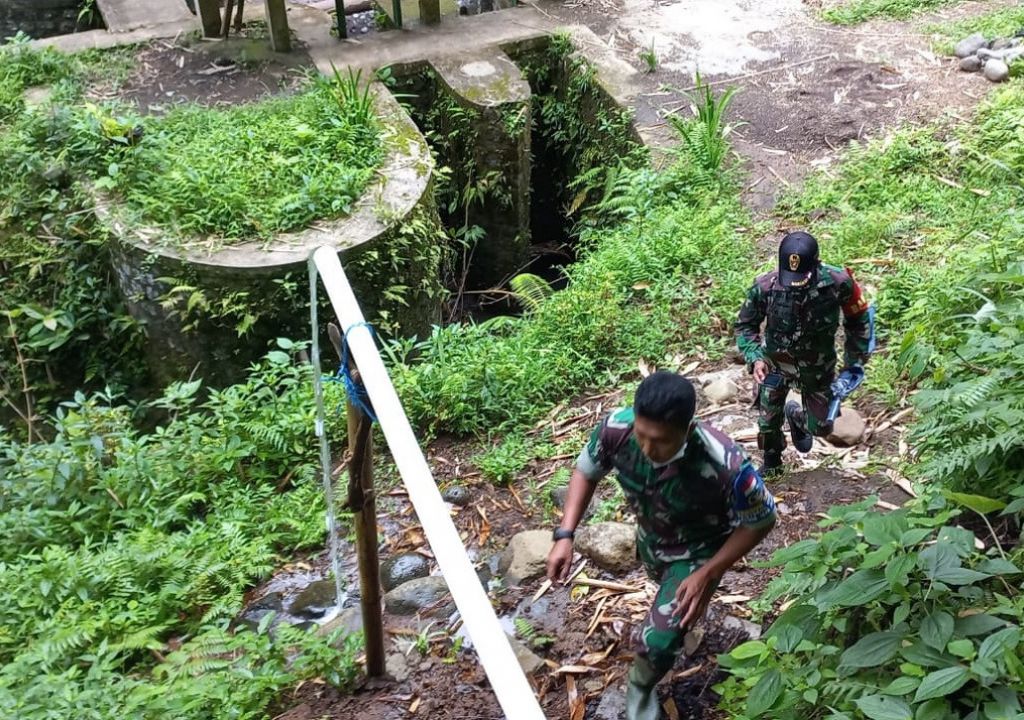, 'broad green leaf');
729,640,768,660
803,688,819,704
774,624,803,653
899,528,933,547
976,558,1021,575
855,694,913,720
943,491,1007,515
816,569,889,609
1002,497,1024,515
893,602,911,626
932,566,990,585
747,668,783,717
886,555,917,586
862,543,898,569
946,638,975,659
955,613,1006,636
915,698,949,720
914,666,970,702
936,526,976,557
769,539,818,565
266,350,290,365
978,627,1021,661
920,611,954,651
840,631,902,667
919,543,960,579
863,512,906,546
881,676,920,696
901,641,955,668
